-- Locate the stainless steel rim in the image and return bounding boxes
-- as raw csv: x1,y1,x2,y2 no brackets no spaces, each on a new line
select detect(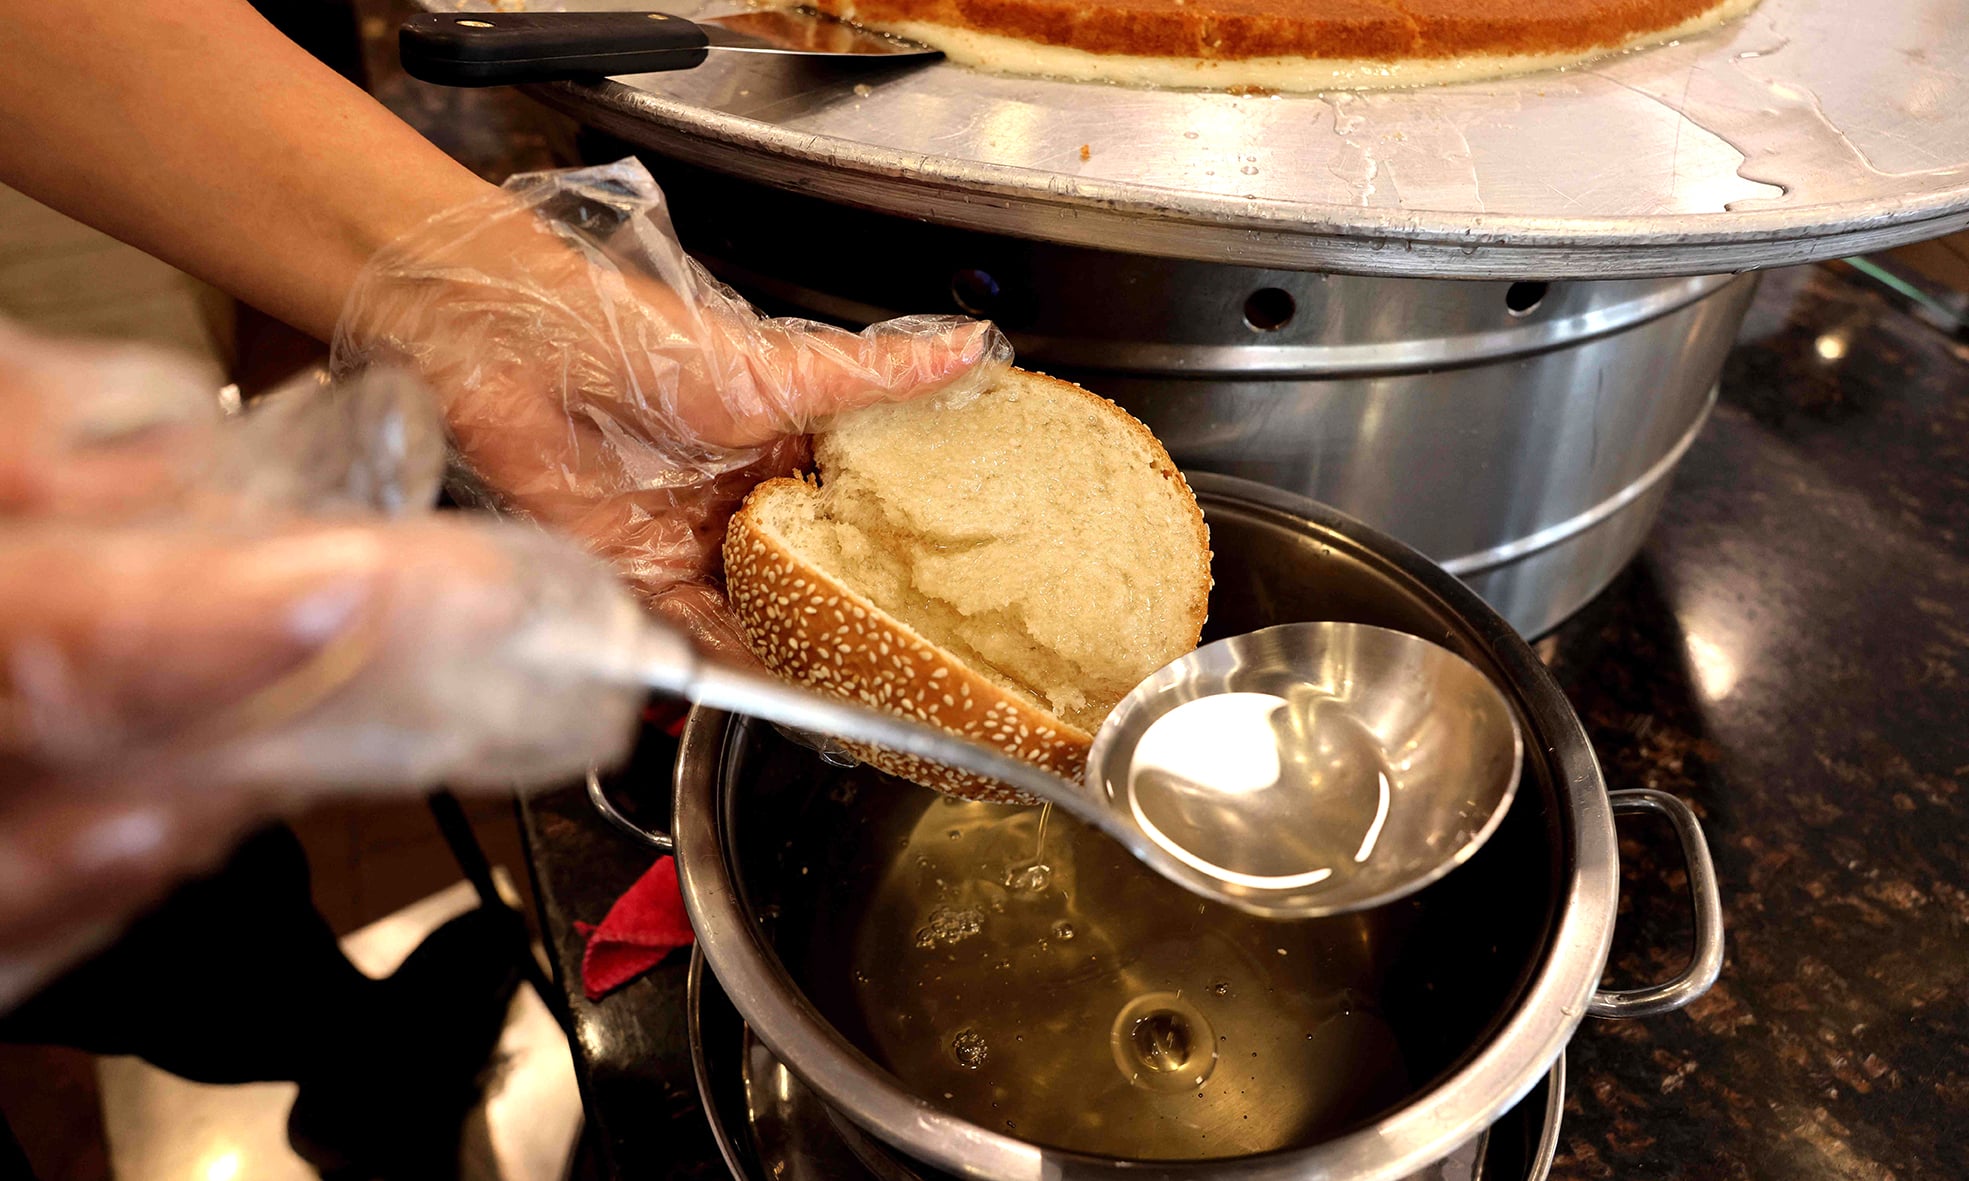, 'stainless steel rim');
524,0,1969,287
1527,1053,1567,1181
548,81,1967,280
676,253,1739,378
685,950,1574,1181
687,948,755,1181
673,472,1622,1181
